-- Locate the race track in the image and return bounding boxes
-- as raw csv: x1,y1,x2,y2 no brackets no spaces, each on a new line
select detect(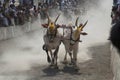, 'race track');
0,0,113,80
